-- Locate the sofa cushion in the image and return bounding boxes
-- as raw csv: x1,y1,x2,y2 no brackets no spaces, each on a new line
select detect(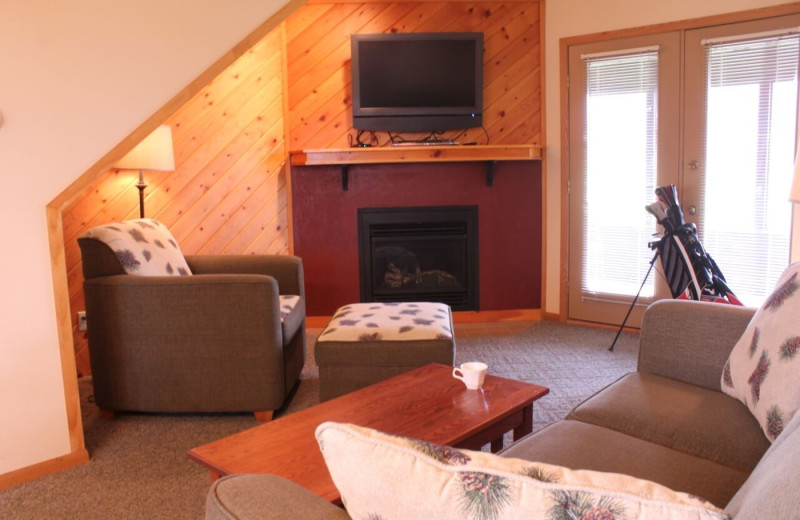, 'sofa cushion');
316,422,729,520
721,261,800,442
724,407,800,519
501,420,749,508
81,219,191,276
567,372,769,472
